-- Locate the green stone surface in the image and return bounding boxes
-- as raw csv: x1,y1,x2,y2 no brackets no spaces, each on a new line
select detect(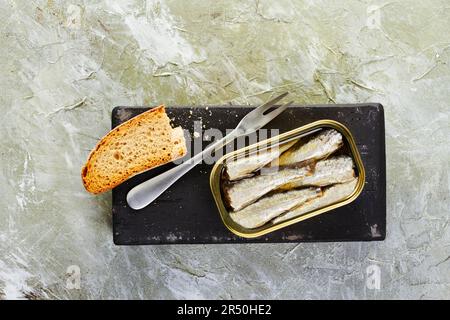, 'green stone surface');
0,0,449,299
